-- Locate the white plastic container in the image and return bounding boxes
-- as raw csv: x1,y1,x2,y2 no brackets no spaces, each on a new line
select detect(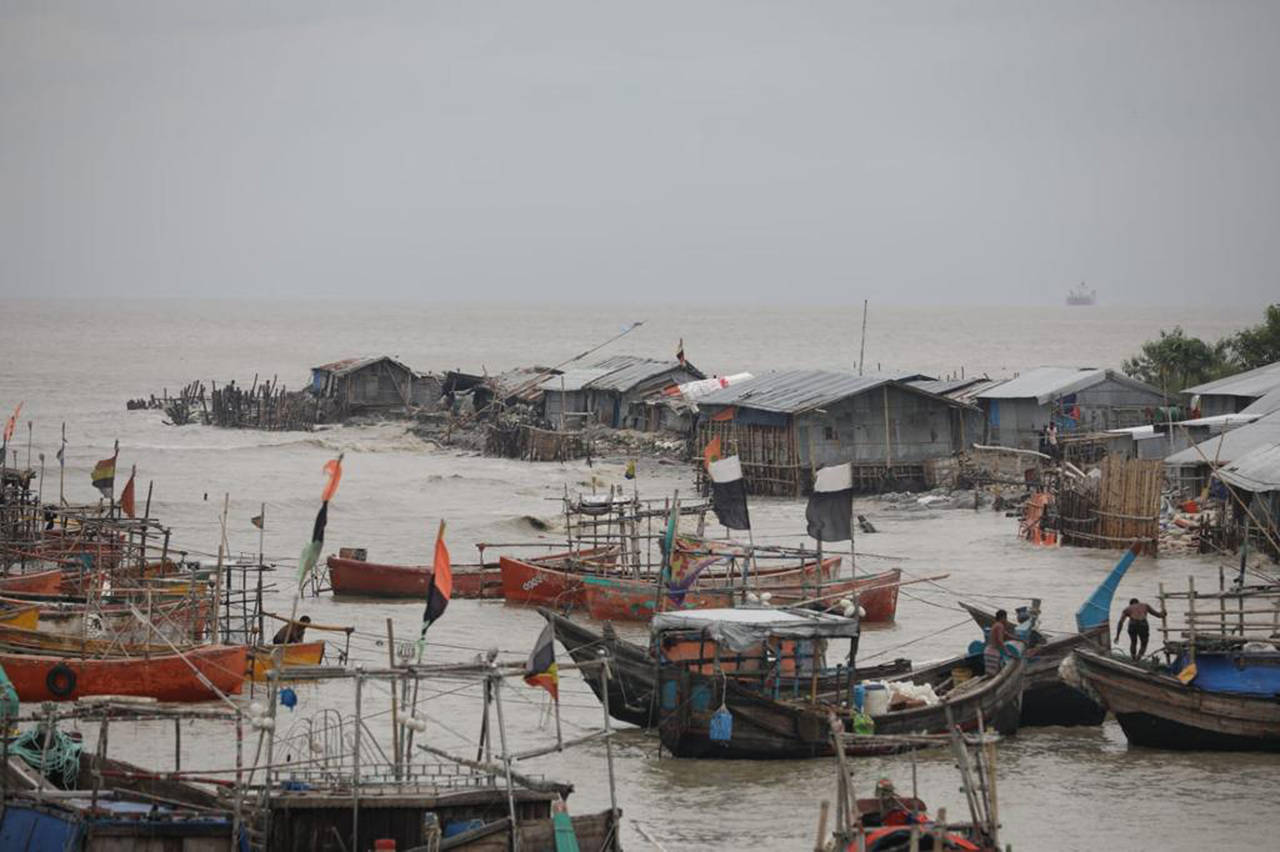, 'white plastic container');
862,682,890,717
